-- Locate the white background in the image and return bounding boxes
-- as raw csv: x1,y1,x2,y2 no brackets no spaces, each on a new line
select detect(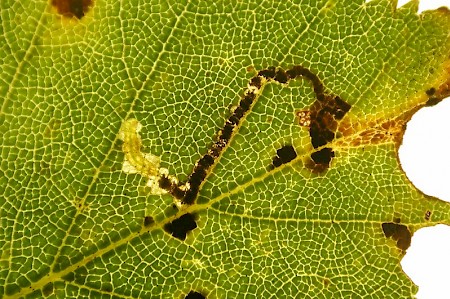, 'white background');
382,0,450,298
